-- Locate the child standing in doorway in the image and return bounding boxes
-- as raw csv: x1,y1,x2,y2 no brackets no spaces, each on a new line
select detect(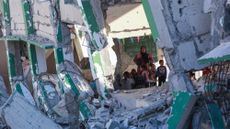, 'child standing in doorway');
156,60,167,86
